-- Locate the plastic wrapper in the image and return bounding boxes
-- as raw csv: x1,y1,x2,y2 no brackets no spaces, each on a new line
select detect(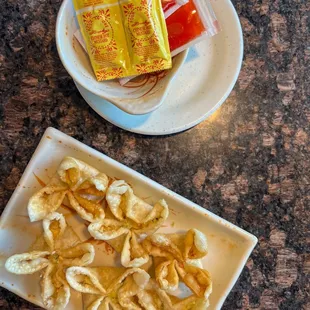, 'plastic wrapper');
166,0,221,56
161,0,188,18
